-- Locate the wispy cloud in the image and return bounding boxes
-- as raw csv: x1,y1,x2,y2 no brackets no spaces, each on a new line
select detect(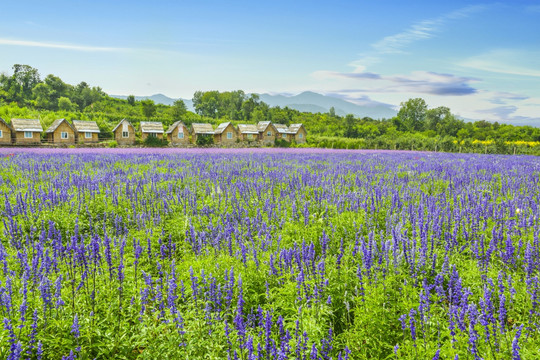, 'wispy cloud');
459,50,540,77
313,70,479,96
371,5,486,54
0,38,129,52
489,91,529,105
